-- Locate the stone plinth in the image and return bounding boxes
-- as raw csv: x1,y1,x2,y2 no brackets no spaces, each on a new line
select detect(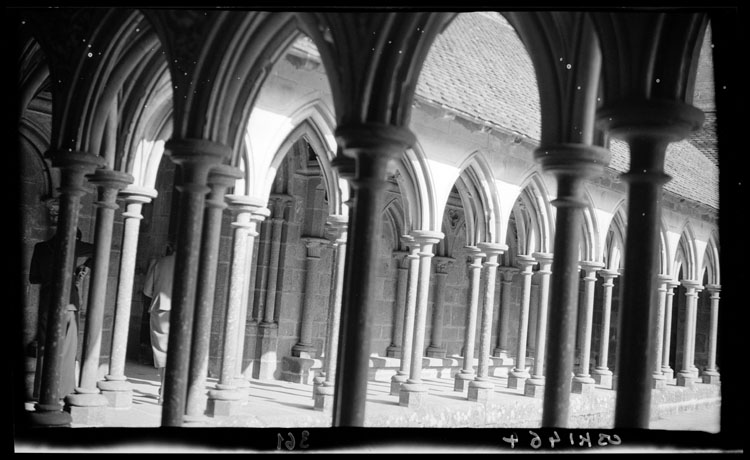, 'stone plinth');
257,323,279,380
676,374,698,388
390,373,407,396
524,378,545,398
702,371,720,384
281,356,321,384
313,385,334,411
454,371,474,391
64,392,108,425
97,379,132,408
399,382,427,408
206,388,244,417
592,369,613,388
571,376,596,395
467,380,493,403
